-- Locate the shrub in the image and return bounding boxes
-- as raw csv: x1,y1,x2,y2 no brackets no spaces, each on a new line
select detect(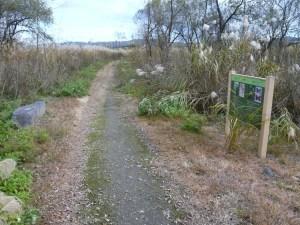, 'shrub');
270,108,299,144
181,113,207,133
138,98,158,116
158,92,189,117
